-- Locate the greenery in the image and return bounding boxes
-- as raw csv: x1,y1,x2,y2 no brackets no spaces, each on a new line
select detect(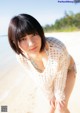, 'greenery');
43,12,80,32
